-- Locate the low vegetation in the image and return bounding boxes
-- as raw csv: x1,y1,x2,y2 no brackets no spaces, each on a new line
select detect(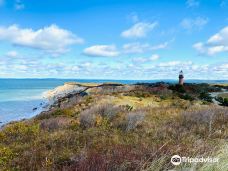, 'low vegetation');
215,97,228,107
0,82,227,170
